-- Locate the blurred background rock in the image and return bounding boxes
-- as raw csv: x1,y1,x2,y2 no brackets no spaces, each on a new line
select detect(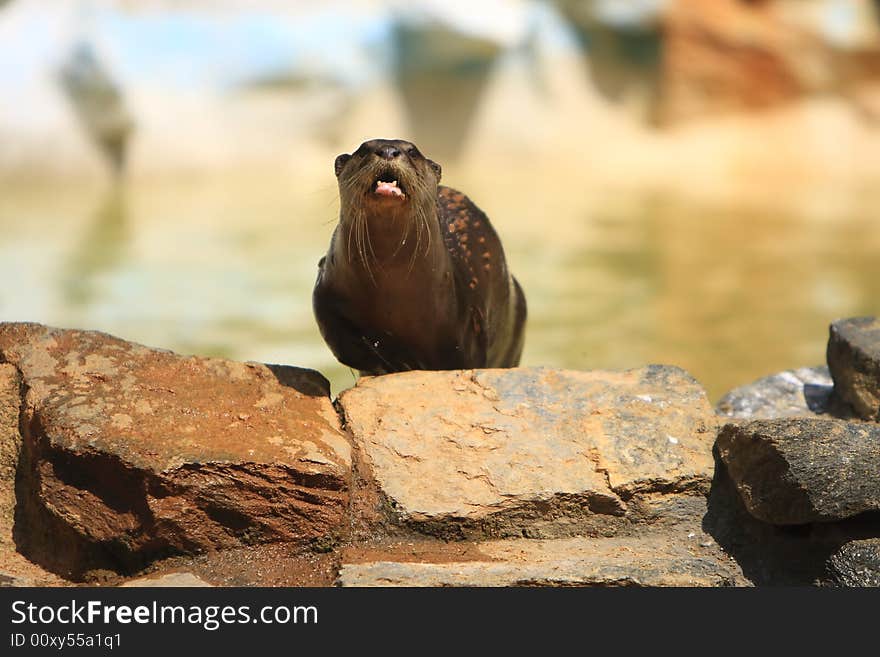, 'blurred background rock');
1,0,878,399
